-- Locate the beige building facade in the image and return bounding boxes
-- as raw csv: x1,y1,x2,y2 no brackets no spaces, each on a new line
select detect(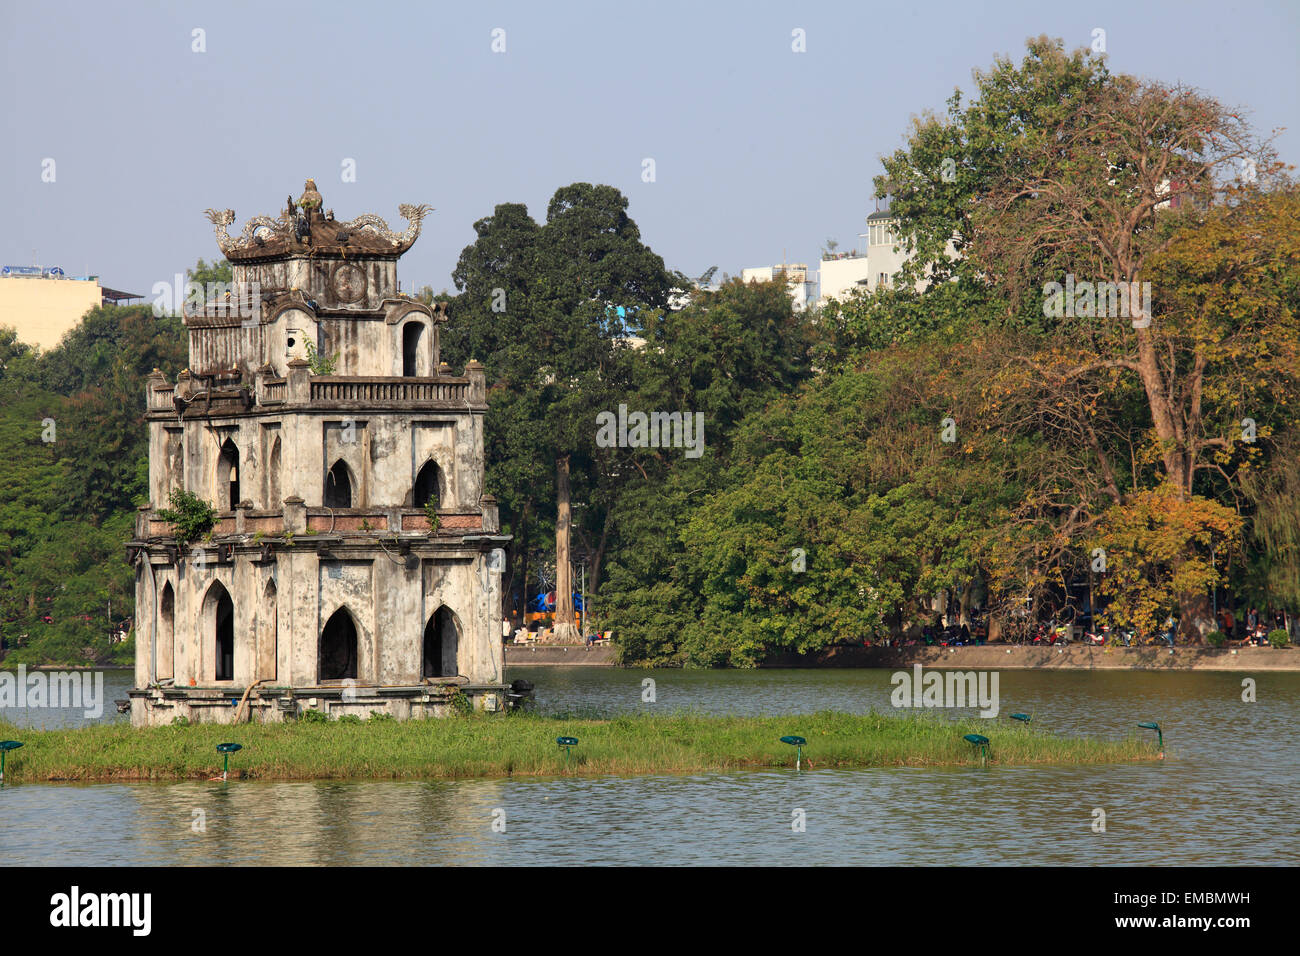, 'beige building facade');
0,272,104,350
